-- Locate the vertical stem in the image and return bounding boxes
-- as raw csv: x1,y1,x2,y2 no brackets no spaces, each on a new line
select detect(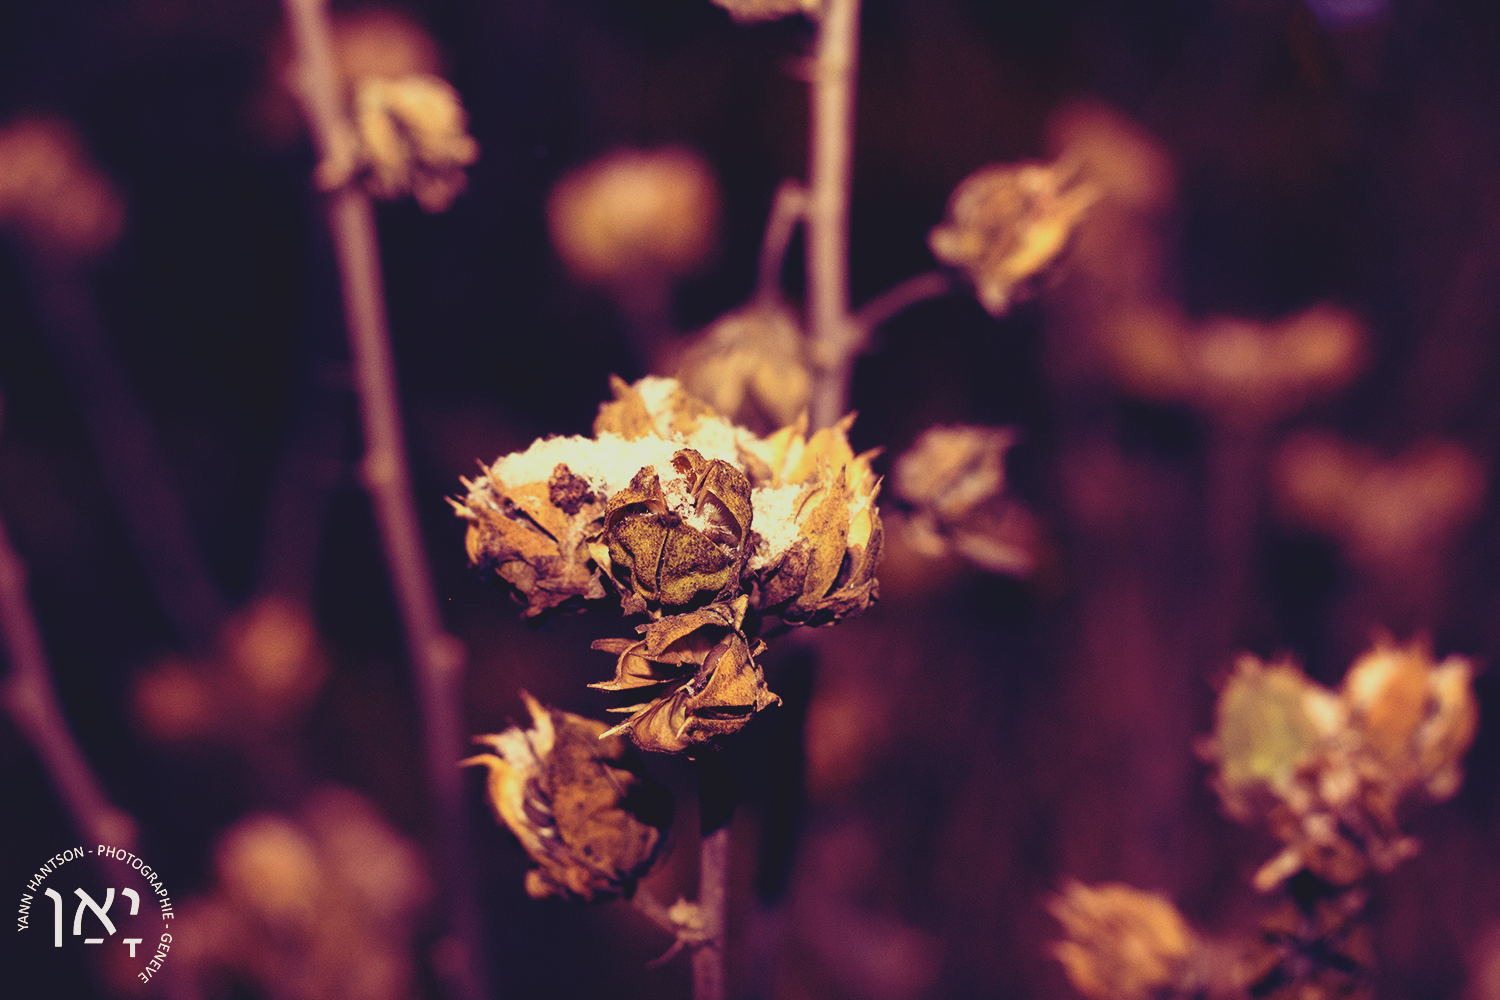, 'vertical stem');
806,0,861,430
694,751,736,1000
280,2,487,998
0,508,137,851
